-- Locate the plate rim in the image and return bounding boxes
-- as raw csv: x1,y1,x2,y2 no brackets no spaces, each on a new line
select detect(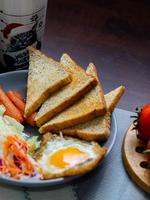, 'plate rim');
0,70,117,187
